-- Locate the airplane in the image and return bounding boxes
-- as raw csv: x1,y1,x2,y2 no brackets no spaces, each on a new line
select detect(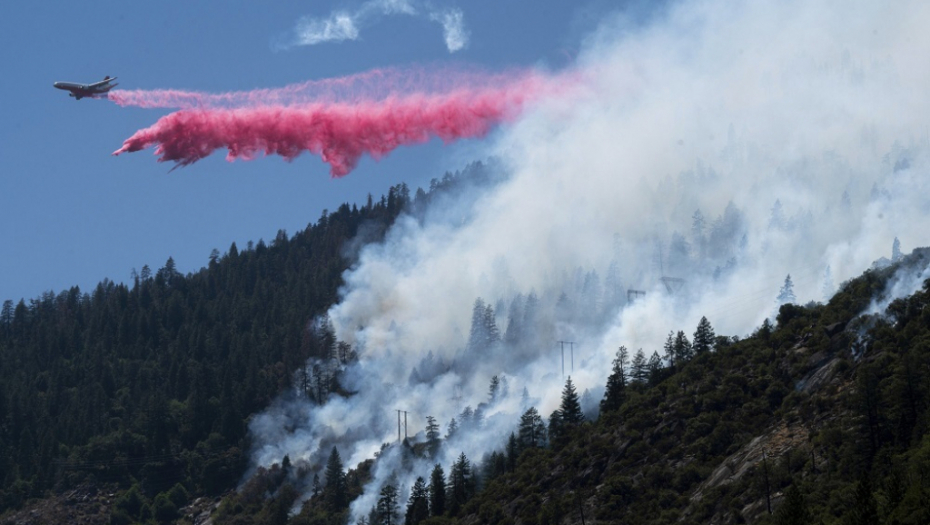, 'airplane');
53,76,118,100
